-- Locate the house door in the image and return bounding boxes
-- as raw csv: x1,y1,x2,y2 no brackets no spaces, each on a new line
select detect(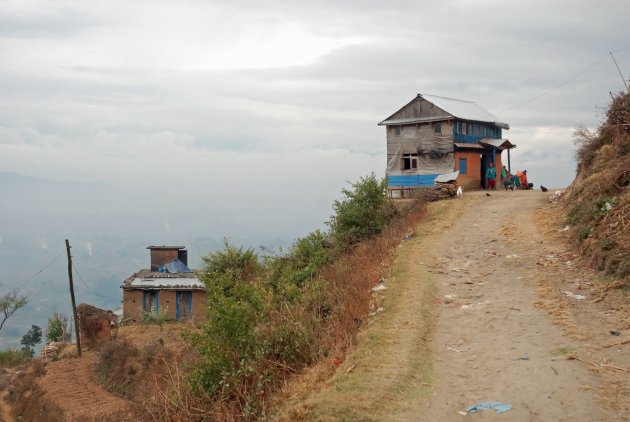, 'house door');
142,291,158,314
176,291,192,321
